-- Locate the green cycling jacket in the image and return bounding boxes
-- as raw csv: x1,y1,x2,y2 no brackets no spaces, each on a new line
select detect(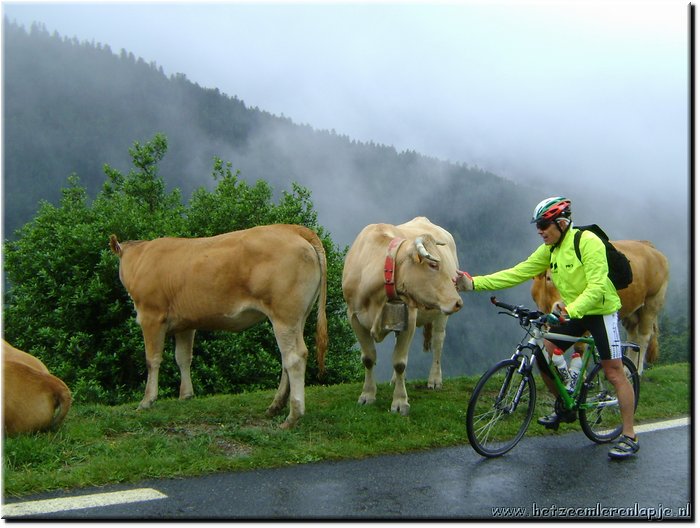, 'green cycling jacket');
472,227,621,318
